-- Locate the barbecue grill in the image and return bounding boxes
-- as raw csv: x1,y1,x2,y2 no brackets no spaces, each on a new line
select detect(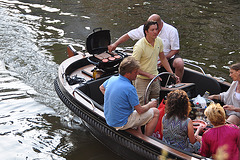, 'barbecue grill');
86,28,127,72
